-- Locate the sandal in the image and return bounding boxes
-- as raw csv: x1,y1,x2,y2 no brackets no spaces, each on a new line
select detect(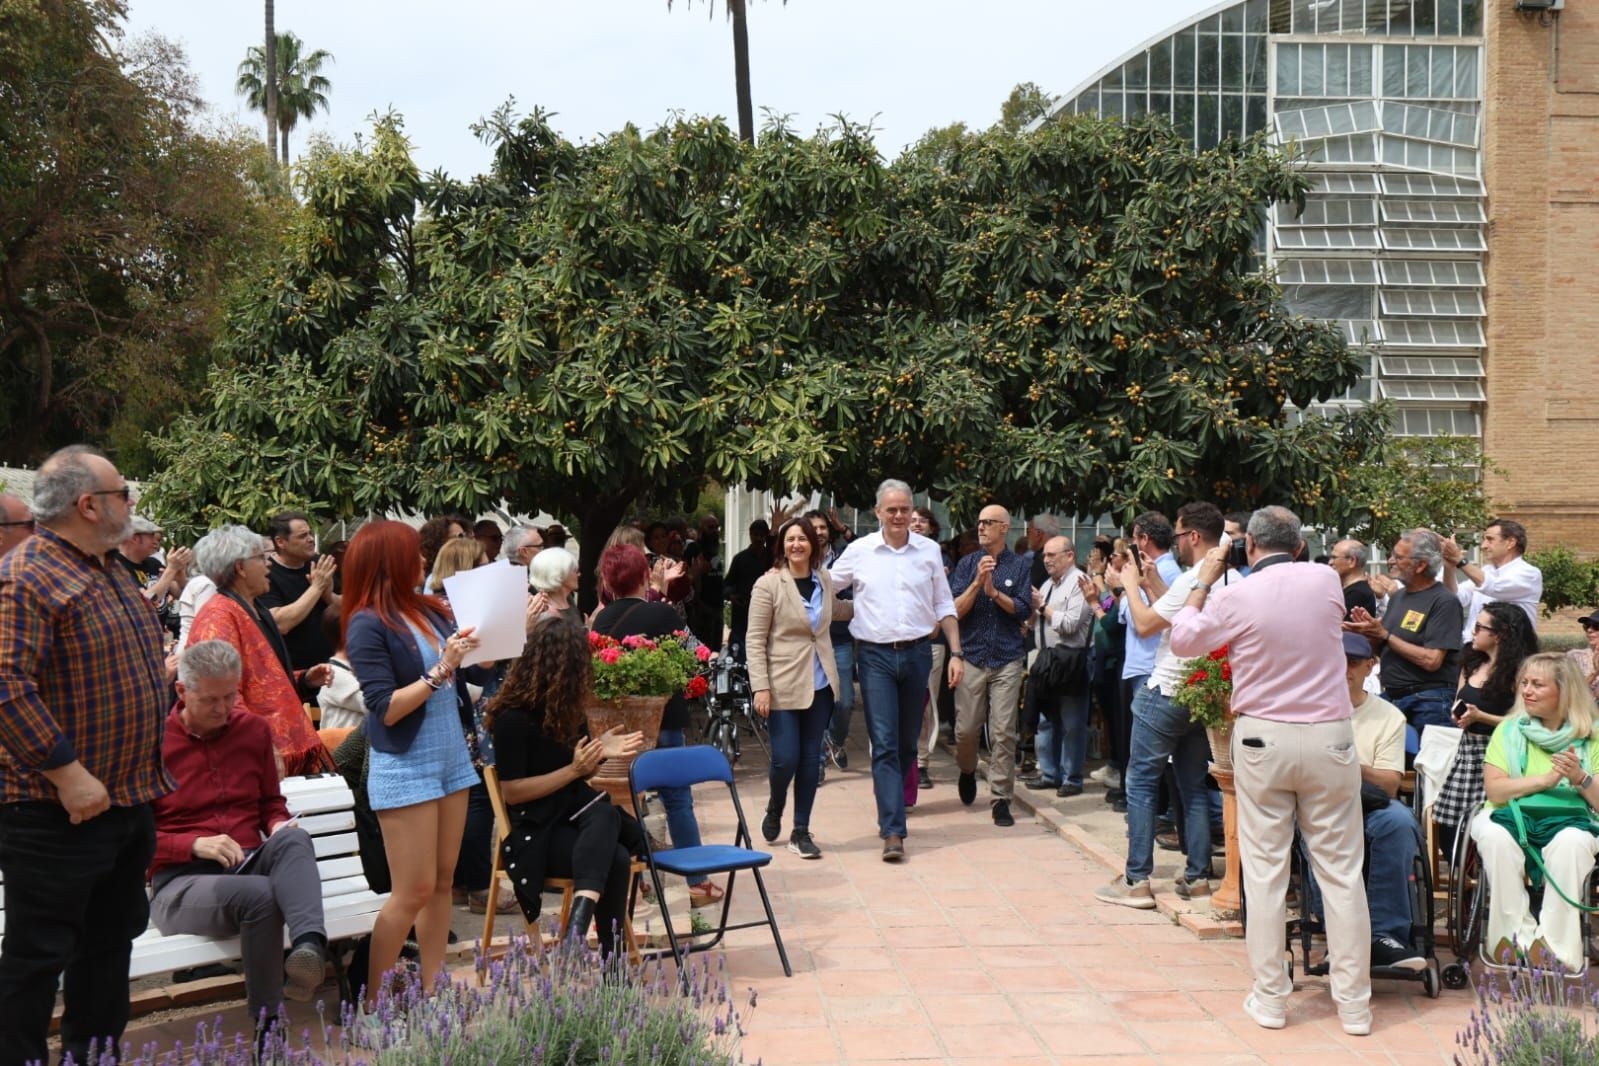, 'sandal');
687,881,725,908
